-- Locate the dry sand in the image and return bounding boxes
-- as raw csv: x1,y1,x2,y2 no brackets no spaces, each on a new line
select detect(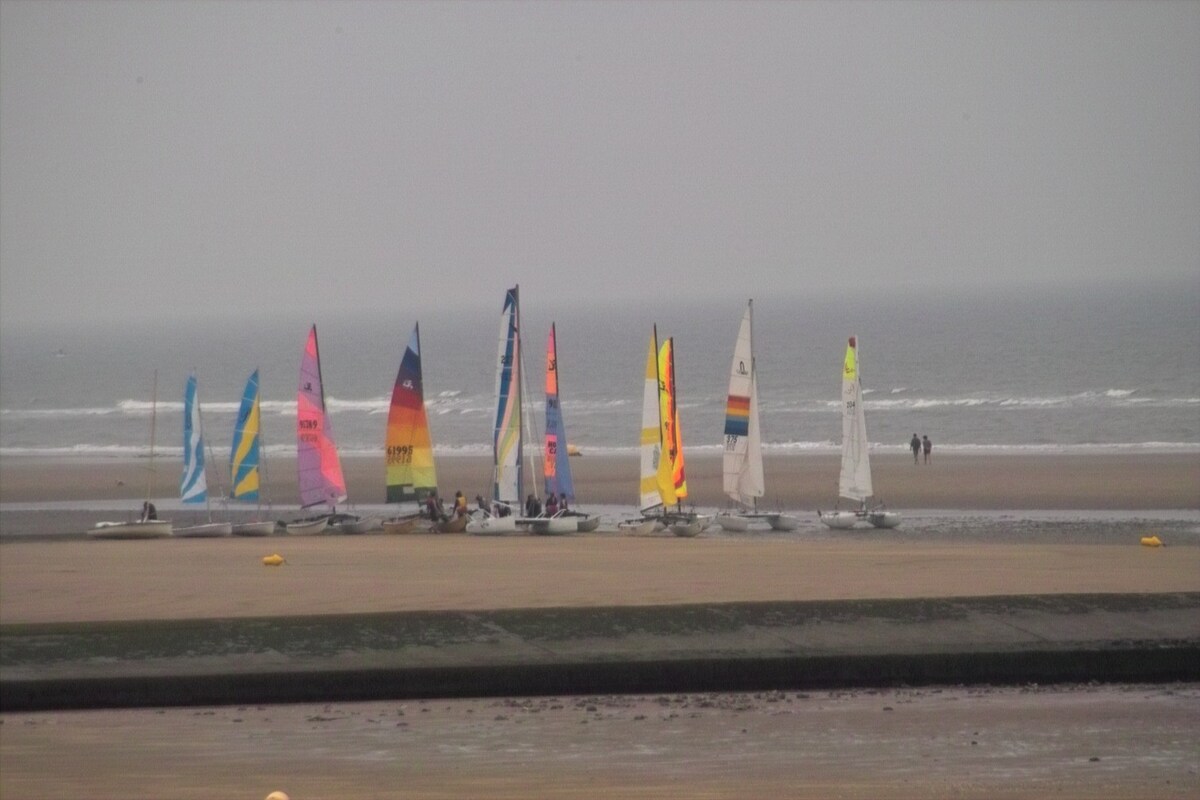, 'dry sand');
3,451,1198,798
3,451,1199,509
